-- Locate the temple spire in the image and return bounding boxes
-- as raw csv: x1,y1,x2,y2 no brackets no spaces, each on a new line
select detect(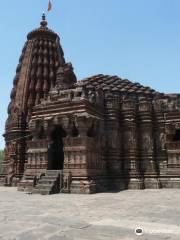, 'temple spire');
40,12,48,28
